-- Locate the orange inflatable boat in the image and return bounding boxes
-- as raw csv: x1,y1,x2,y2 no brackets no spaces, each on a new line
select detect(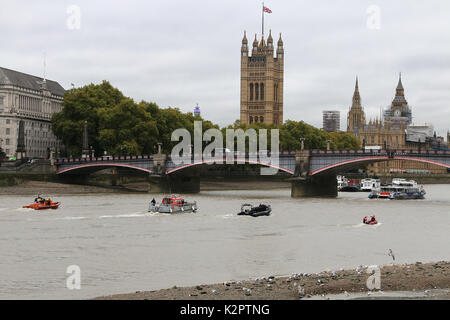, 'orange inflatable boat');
23,196,60,210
